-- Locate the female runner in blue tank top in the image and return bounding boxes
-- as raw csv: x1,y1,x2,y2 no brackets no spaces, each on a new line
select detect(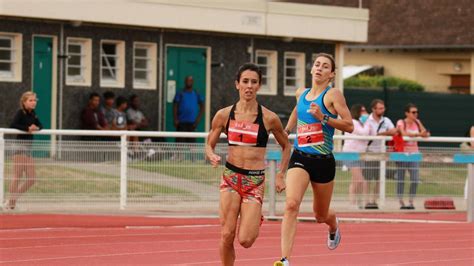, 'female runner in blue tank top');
206,63,291,266
275,53,354,266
